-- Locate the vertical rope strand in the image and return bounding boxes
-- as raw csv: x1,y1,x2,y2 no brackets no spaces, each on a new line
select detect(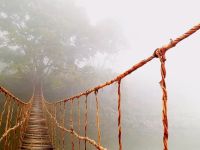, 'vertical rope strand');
0,95,9,127
118,80,122,150
4,96,11,149
156,50,168,150
18,105,23,147
58,103,62,149
0,88,31,149
51,104,54,146
95,90,101,146
52,105,57,147
7,100,14,149
70,99,74,150
78,98,81,150
84,95,88,150
50,105,54,146
13,103,20,149
62,102,66,150
16,104,21,148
